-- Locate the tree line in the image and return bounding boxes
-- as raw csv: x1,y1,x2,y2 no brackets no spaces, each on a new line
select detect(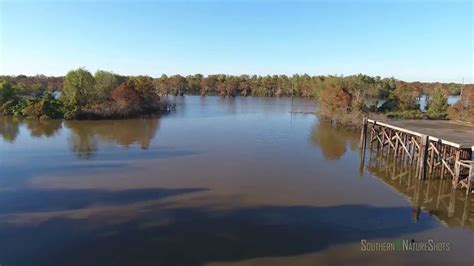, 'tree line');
0,69,471,123
316,76,458,126
0,72,467,98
